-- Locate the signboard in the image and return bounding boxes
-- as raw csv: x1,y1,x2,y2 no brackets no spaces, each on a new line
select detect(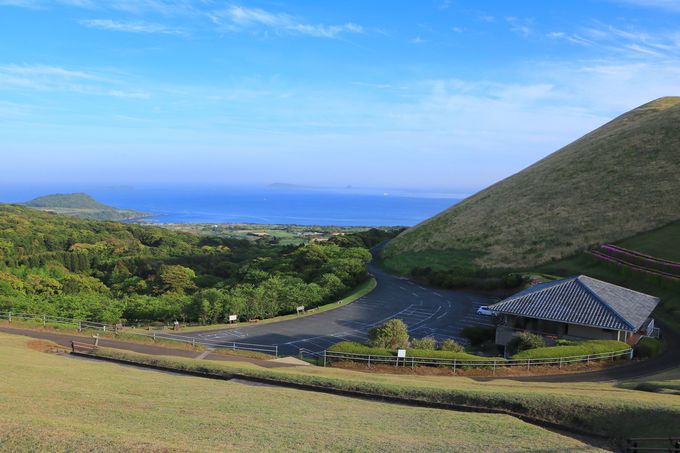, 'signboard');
228,314,238,322
397,349,406,358
296,306,305,312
